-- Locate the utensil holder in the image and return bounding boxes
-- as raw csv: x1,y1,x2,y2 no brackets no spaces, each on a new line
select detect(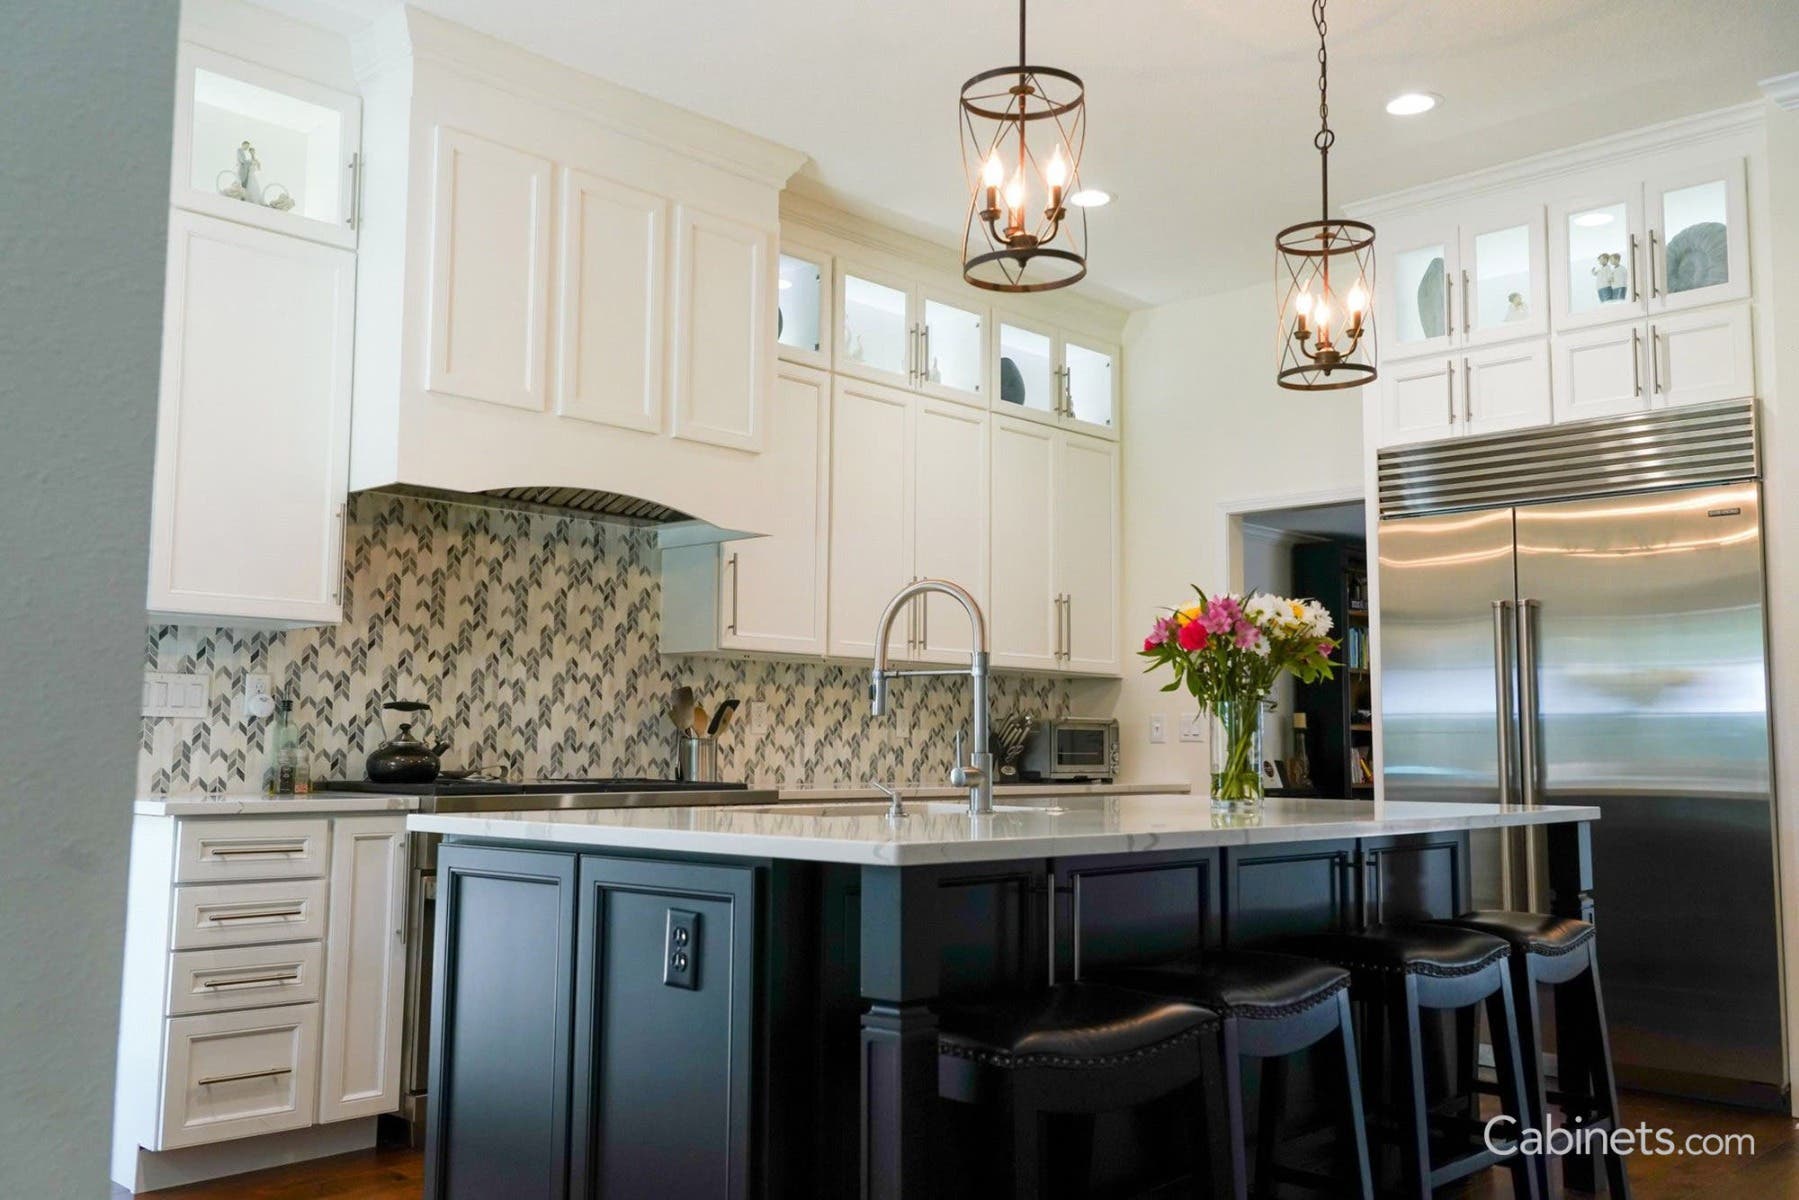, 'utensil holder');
676,734,719,782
